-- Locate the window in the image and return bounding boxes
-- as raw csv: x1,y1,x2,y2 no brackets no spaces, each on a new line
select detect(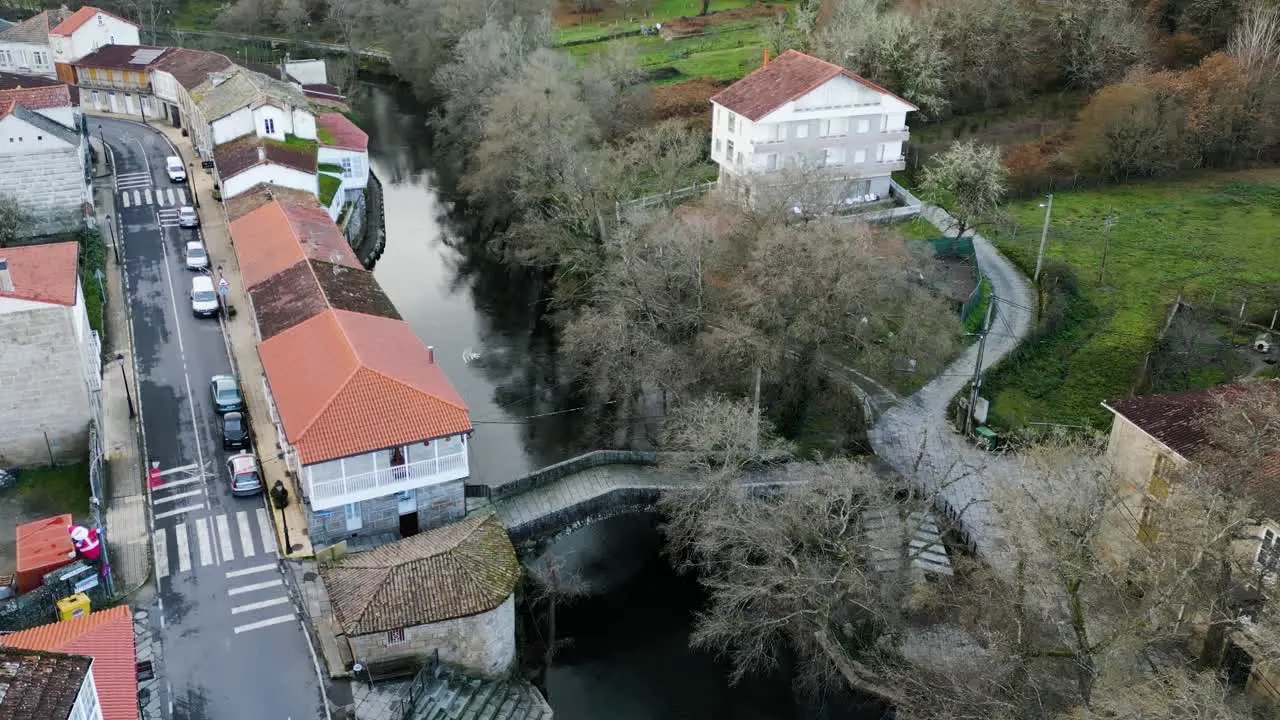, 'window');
264,118,276,135
819,118,847,137
340,156,353,176
97,13,105,25
714,139,721,155
726,139,734,158
386,627,406,646
735,152,743,167
91,91,99,105
764,124,783,142
344,503,362,531
857,118,870,133
765,153,778,171
727,112,735,132
0,50,9,66
825,148,846,166
853,149,866,164
794,123,809,139
32,51,45,67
